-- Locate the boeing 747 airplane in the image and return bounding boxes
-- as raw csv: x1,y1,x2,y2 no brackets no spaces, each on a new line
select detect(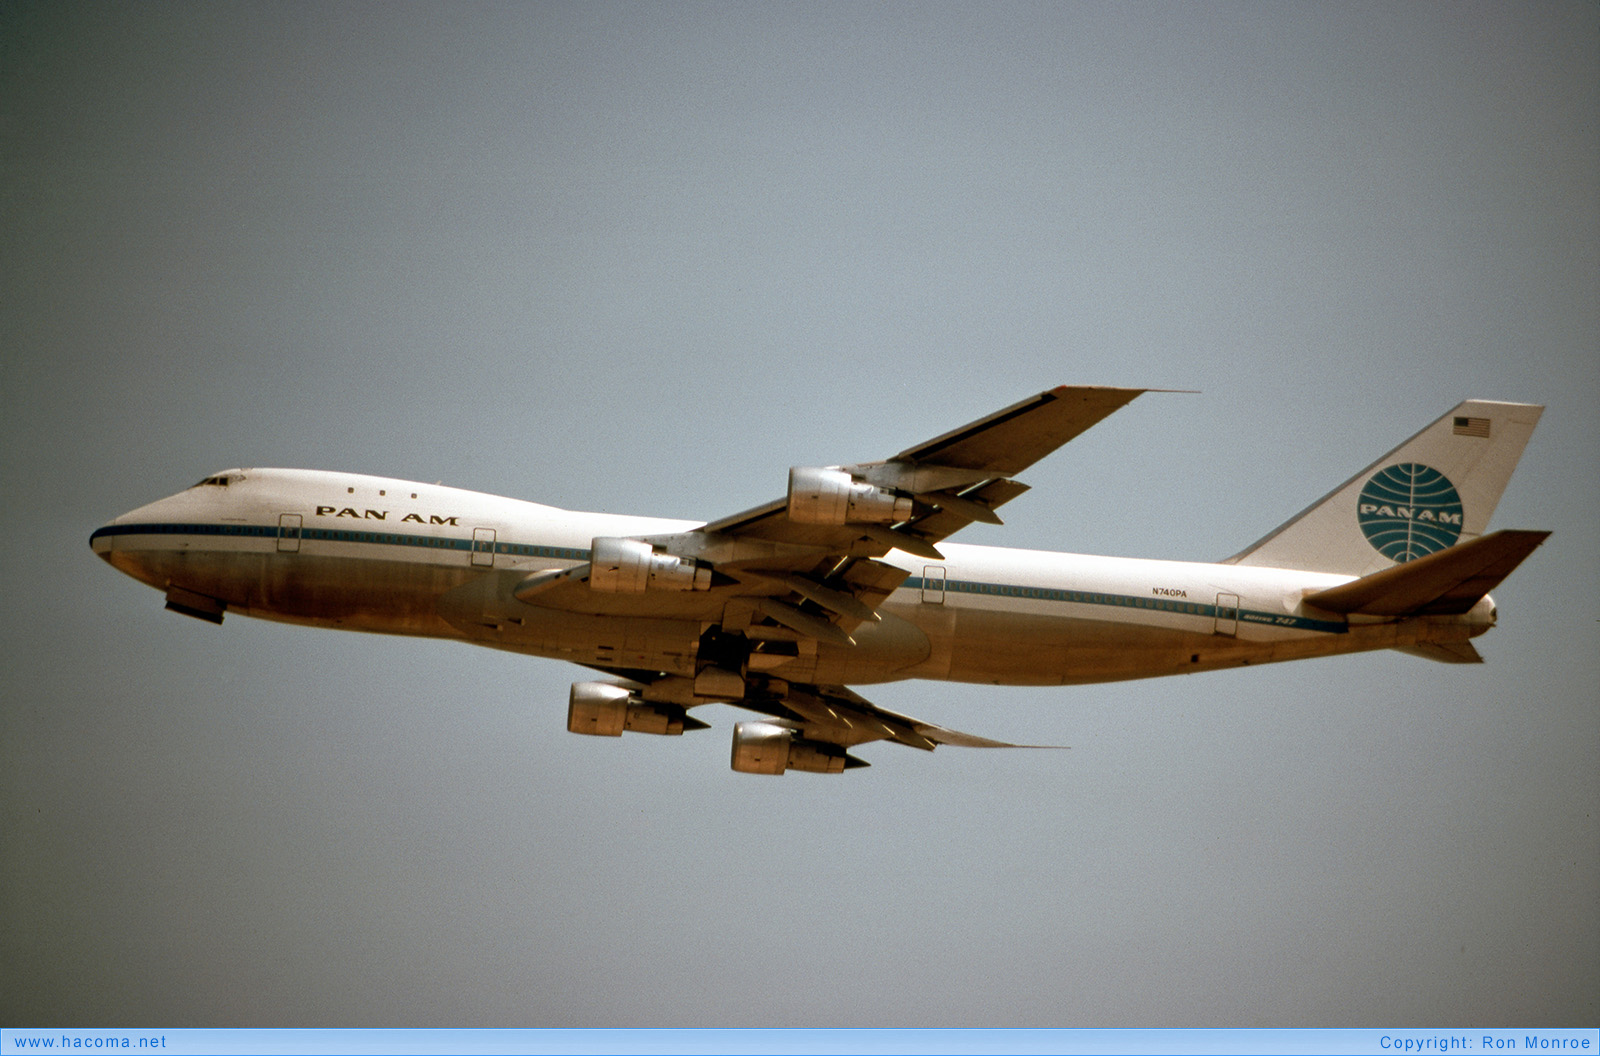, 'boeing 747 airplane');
91,388,1547,774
